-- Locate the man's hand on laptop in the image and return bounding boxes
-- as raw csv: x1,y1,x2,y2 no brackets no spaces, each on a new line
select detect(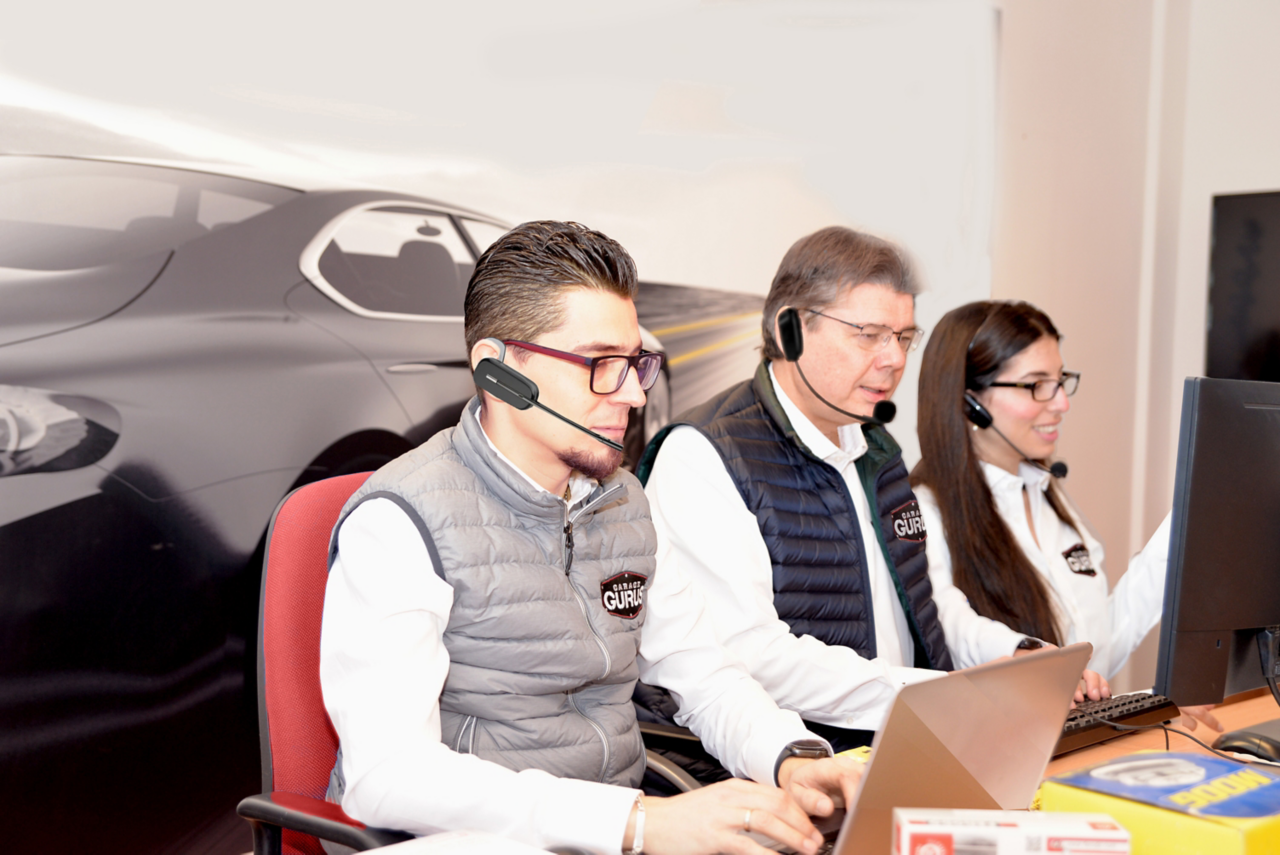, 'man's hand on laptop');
777,753,864,815
636,780,825,855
